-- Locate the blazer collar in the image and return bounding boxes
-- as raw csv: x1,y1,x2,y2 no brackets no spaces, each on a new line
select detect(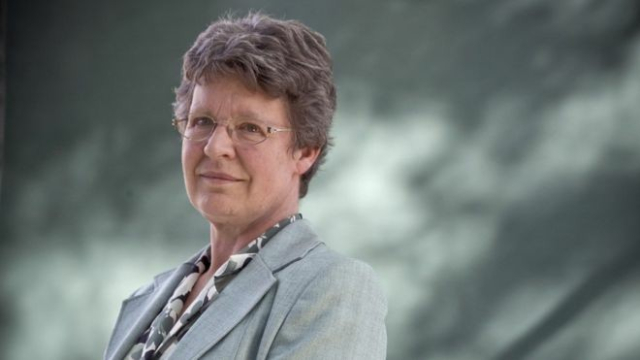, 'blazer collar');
168,219,322,358
107,219,321,360
106,262,195,360
259,219,322,272
166,255,275,359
